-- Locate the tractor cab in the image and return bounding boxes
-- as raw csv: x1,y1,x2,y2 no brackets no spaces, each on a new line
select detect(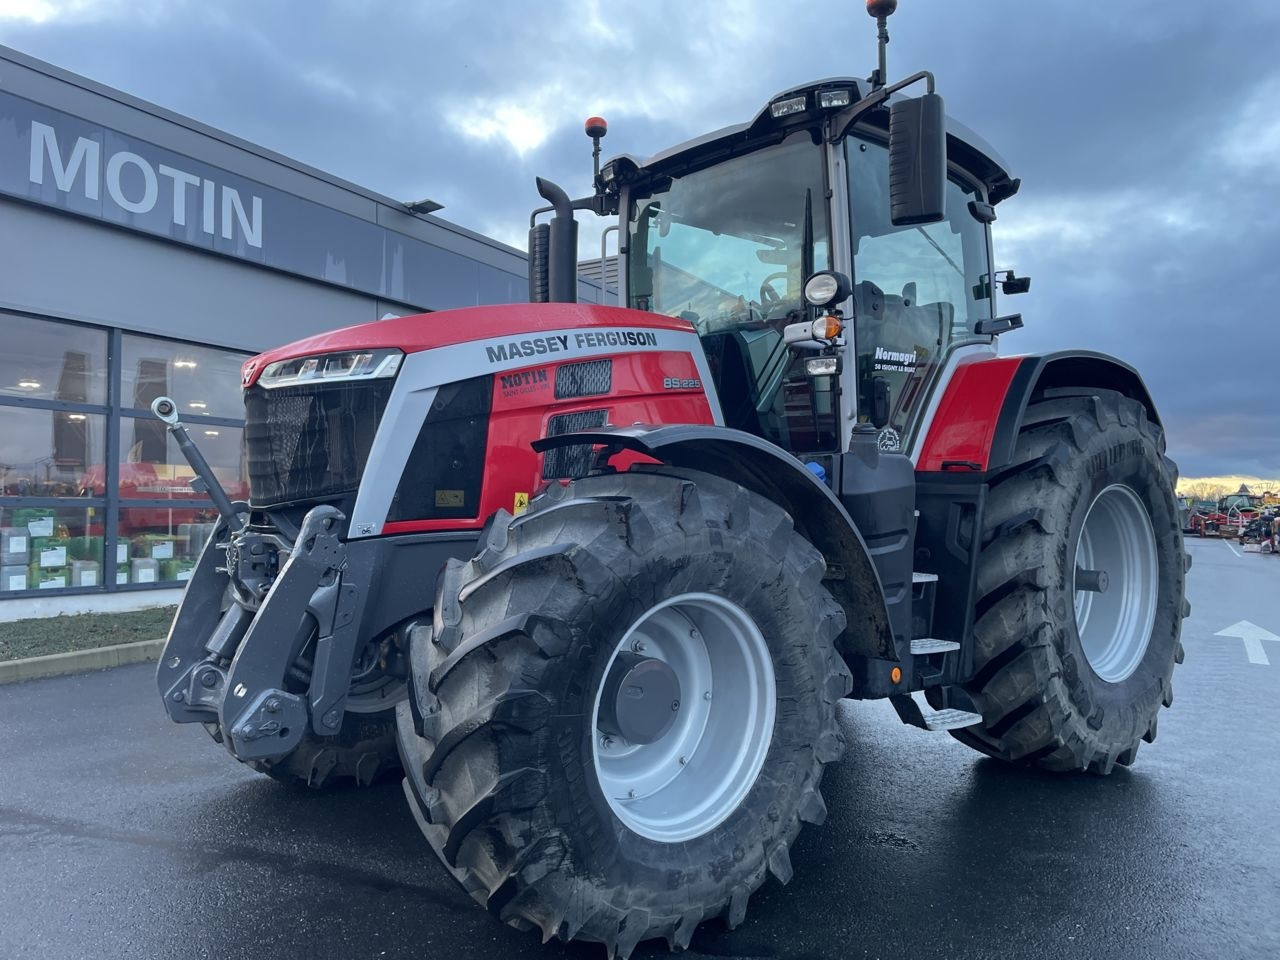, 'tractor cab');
570,74,1025,461
1221,492,1261,514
